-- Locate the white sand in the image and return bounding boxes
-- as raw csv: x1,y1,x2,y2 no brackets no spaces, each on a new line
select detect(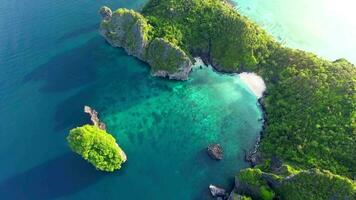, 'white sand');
238,72,266,98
